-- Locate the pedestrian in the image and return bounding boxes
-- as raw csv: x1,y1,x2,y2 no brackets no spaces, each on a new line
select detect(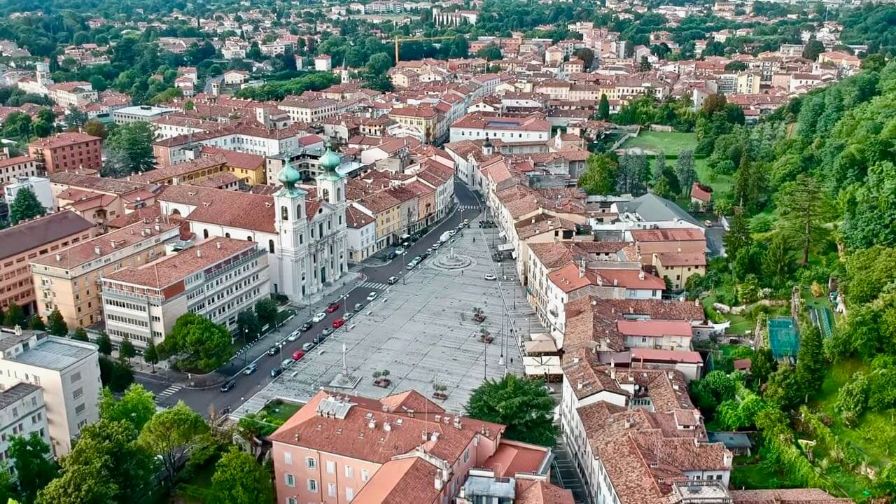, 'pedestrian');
473,237,476,243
